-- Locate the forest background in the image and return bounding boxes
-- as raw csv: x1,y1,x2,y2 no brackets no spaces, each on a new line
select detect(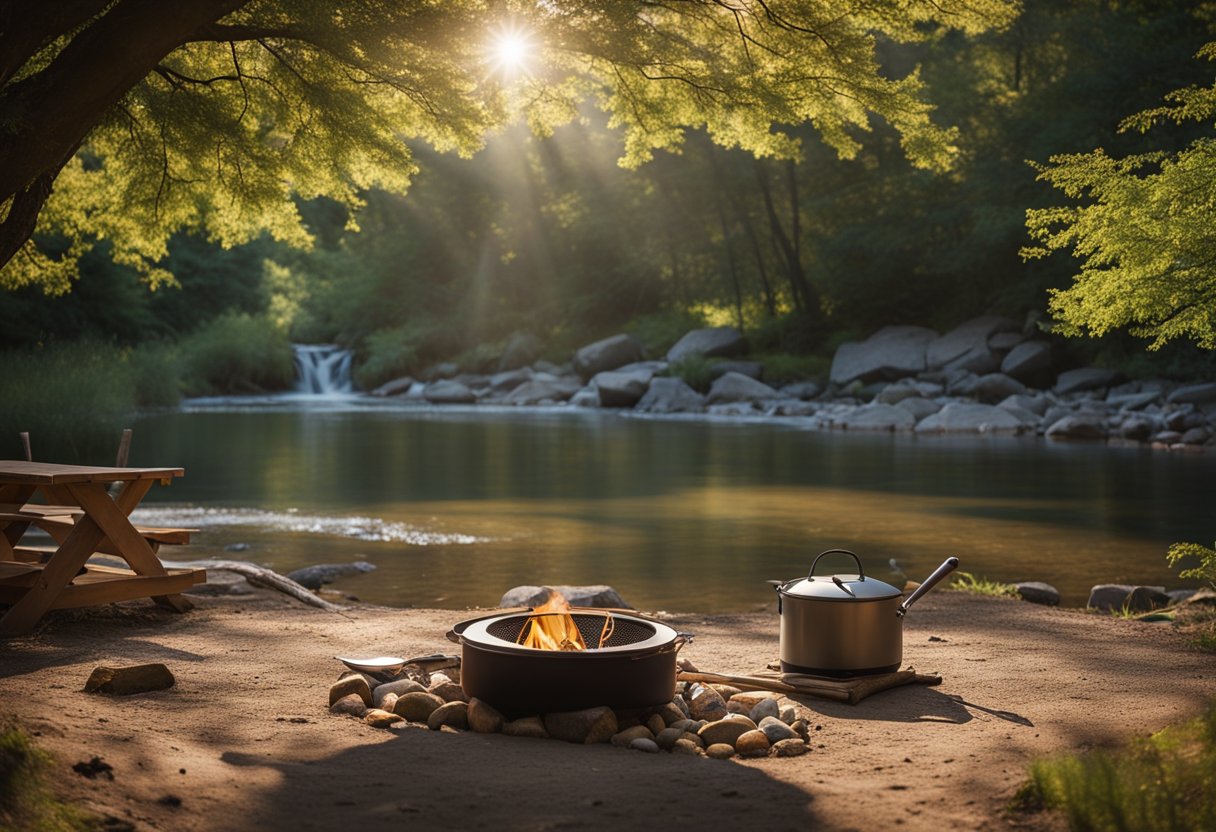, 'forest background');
4,0,1215,452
